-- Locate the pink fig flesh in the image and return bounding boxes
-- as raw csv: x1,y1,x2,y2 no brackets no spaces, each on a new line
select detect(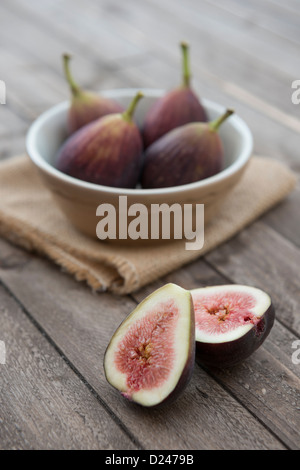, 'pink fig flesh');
104,283,195,407
191,285,275,368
